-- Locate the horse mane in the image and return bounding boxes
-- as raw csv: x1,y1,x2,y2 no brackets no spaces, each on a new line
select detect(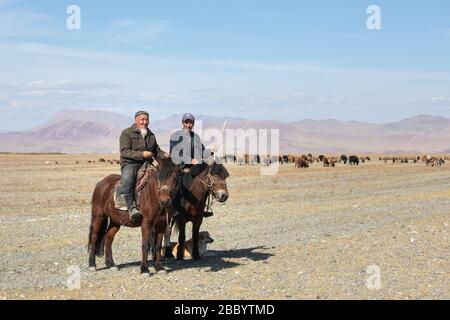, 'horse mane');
157,158,176,181
189,163,208,178
182,162,230,190
189,162,229,178
209,163,230,179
